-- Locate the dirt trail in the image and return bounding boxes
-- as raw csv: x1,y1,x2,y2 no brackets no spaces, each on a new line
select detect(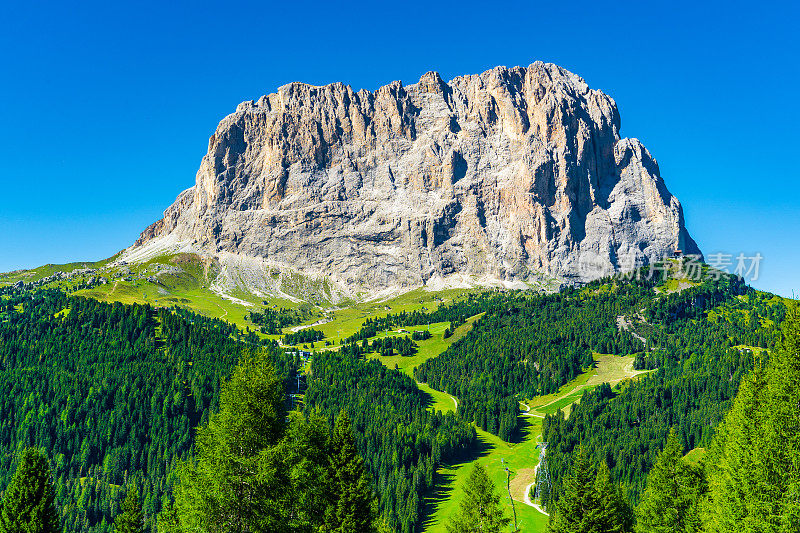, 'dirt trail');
520,401,544,418
522,444,549,516
289,318,330,332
